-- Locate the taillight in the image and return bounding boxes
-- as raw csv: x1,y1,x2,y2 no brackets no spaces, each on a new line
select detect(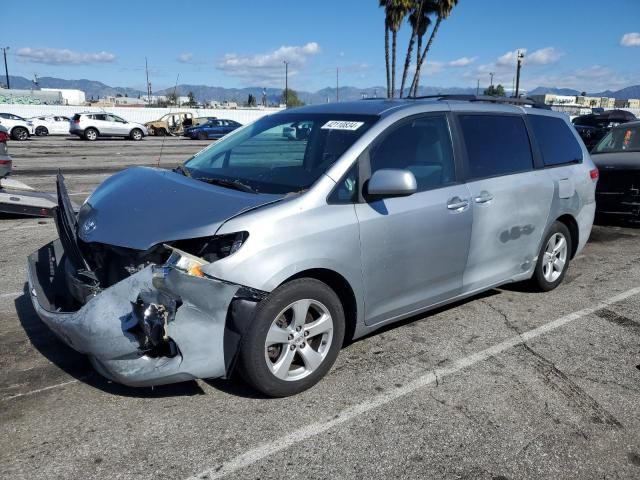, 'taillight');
589,168,599,180
0,160,11,166
0,131,8,142
73,118,80,124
